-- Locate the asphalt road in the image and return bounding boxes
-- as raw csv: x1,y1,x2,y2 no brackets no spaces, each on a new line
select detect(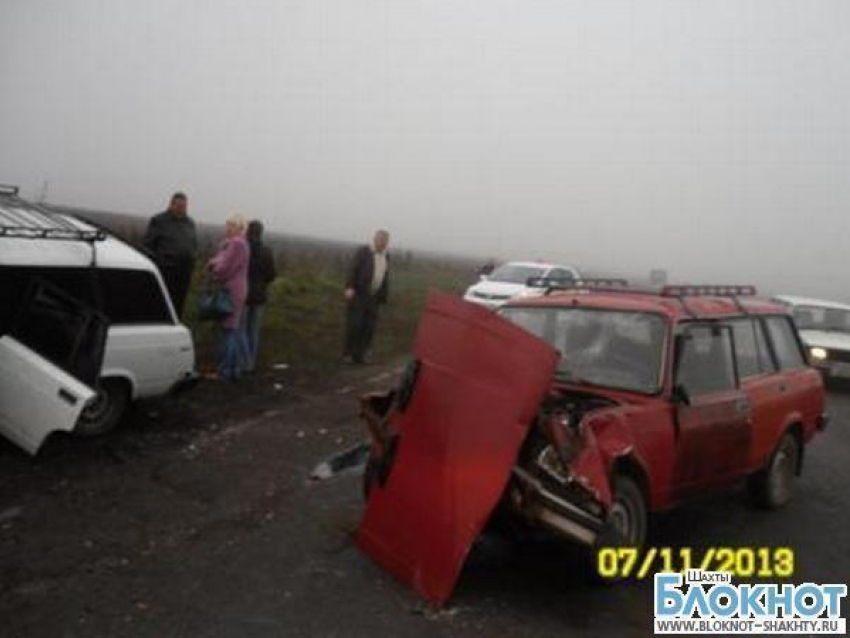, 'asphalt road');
0,366,848,637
